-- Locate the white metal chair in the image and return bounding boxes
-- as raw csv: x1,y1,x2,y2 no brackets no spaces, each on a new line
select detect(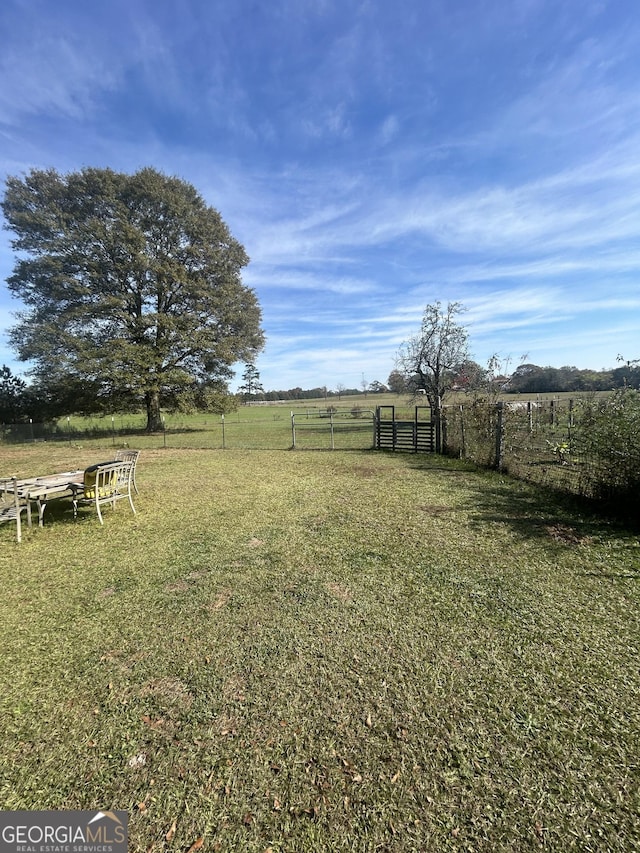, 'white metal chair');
114,449,140,494
71,461,136,525
0,478,32,542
